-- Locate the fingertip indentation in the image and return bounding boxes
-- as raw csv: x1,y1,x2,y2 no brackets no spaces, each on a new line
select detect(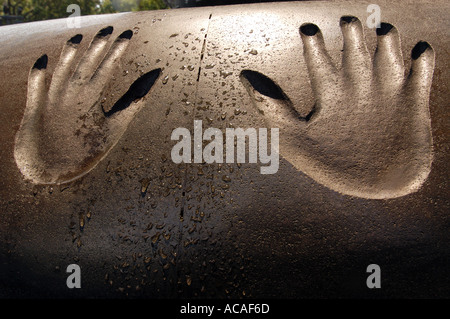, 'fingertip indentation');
340,16,359,26
97,26,114,37
119,30,133,40
33,54,48,70
300,23,319,37
376,22,394,36
412,41,431,60
69,34,83,45
240,70,286,100
105,68,161,116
